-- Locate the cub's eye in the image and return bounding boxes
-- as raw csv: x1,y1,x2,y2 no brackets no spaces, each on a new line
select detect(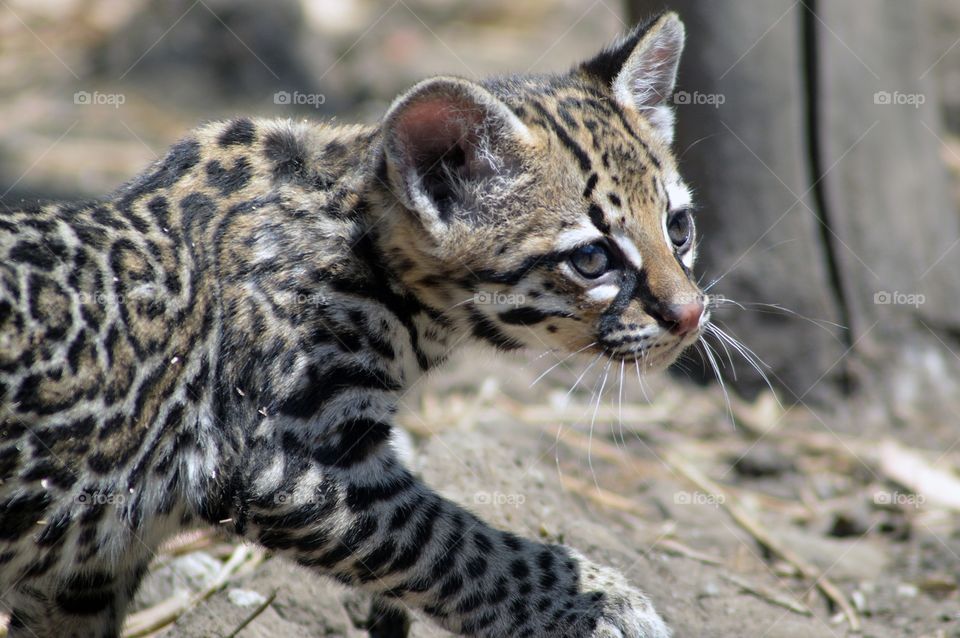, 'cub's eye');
570,243,612,279
667,209,694,251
